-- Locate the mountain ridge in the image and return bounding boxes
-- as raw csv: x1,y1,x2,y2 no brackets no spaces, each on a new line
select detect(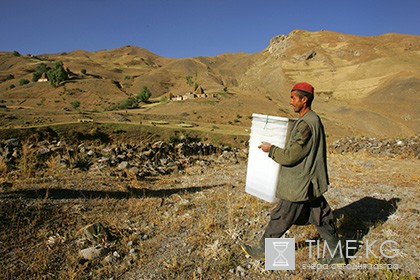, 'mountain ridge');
0,29,419,139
